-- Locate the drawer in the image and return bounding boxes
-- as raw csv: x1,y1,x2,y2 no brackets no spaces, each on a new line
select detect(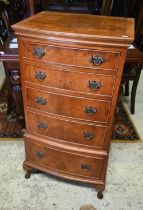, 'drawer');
27,110,107,149
23,42,119,70
26,87,111,123
25,140,107,179
24,63,116,97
